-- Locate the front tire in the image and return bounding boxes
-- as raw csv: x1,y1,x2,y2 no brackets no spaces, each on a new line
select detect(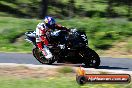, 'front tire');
83,47,100,68
32,47,55,65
